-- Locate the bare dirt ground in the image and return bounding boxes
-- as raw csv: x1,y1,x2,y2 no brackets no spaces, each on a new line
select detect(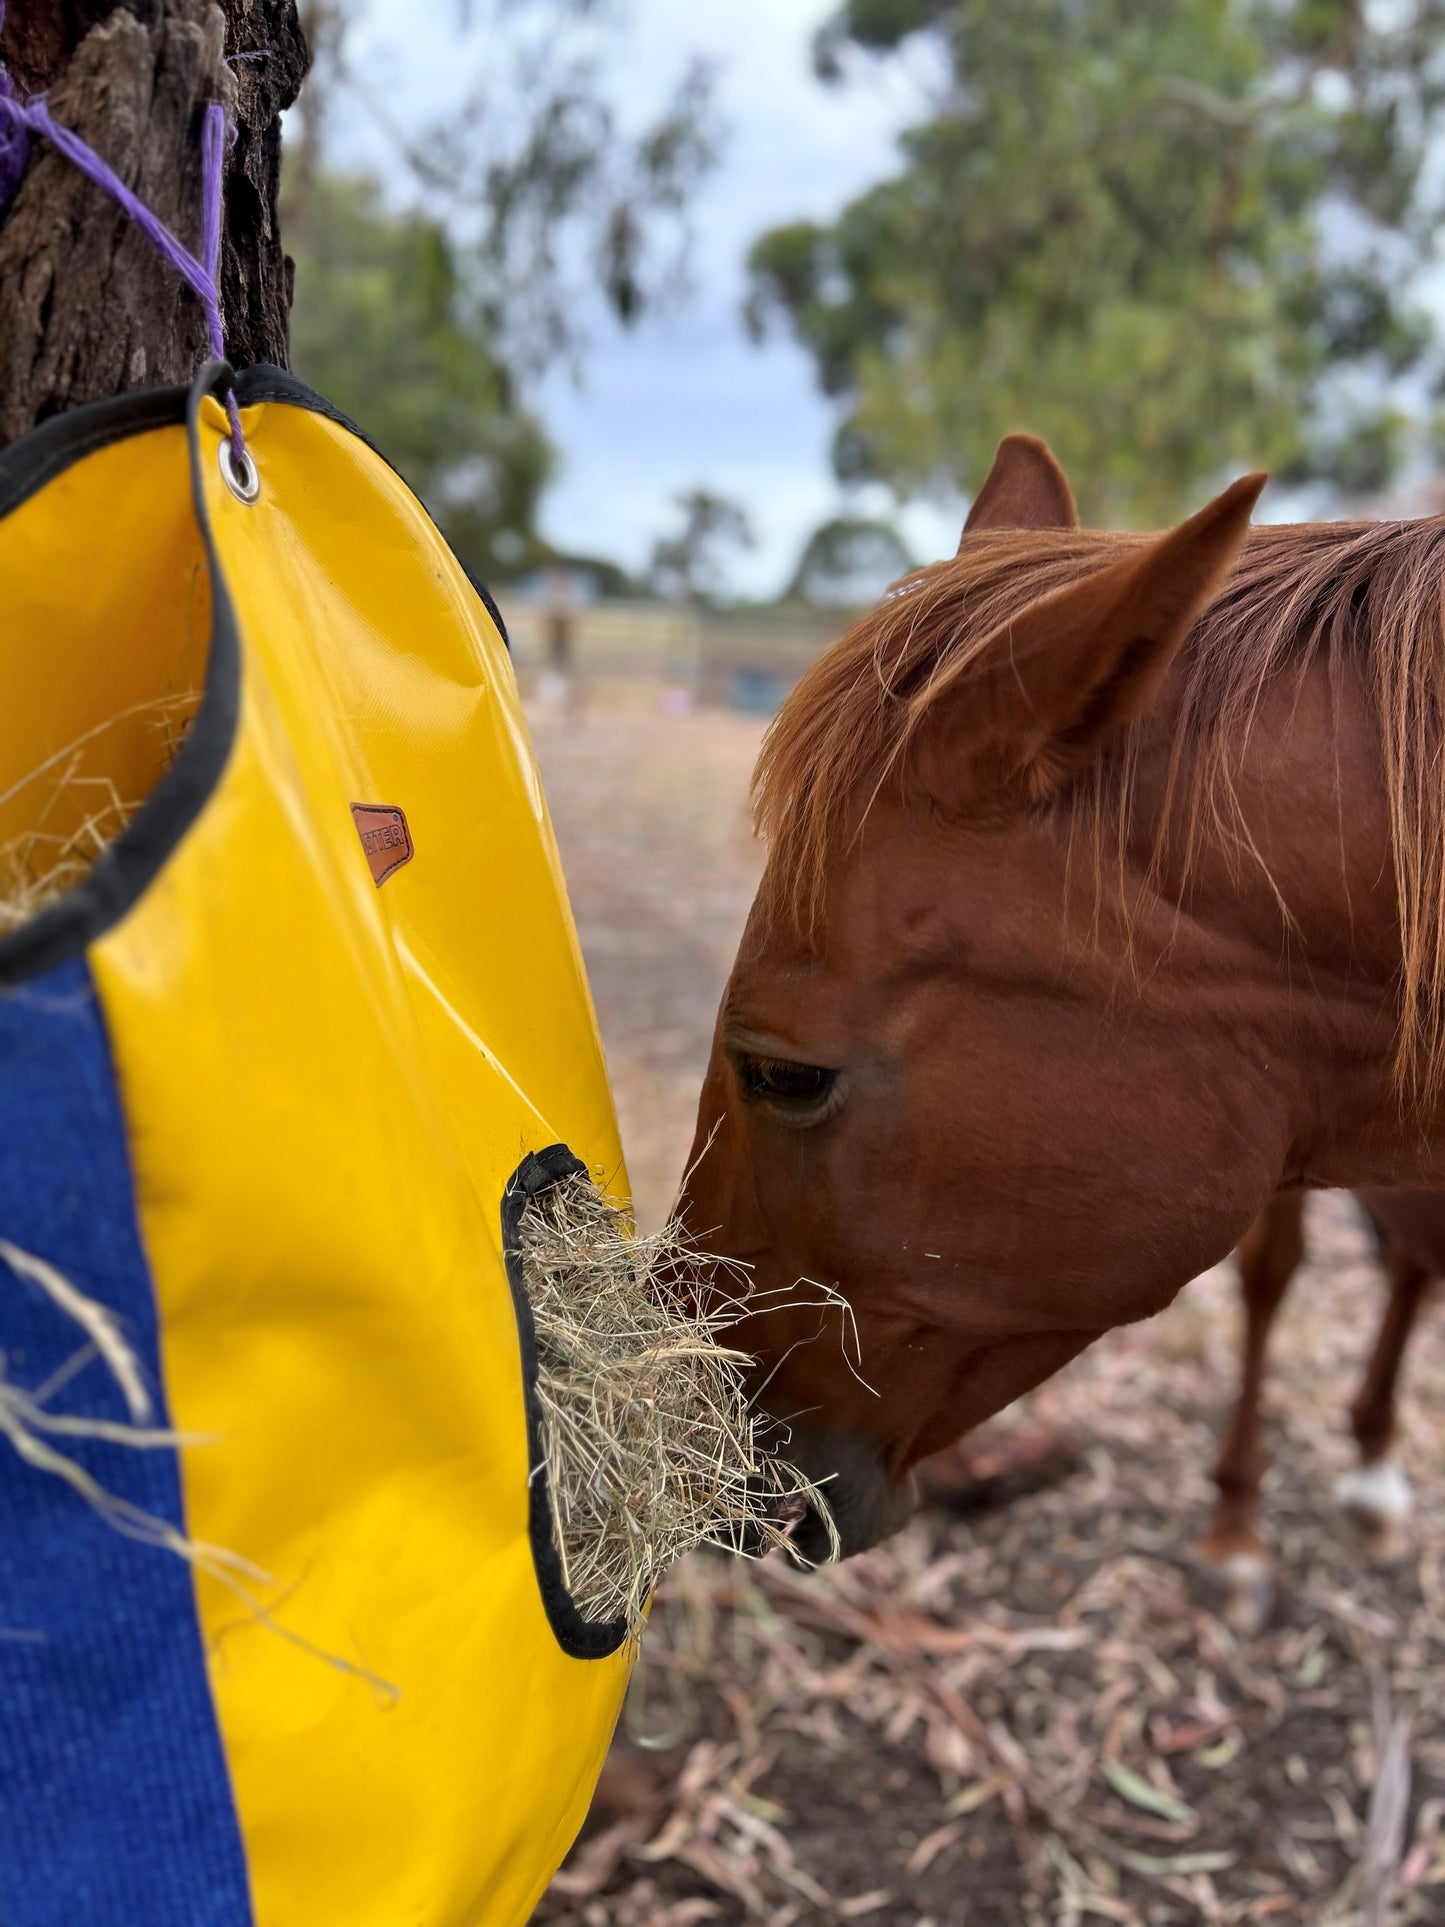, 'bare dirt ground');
529,691,765,1234
529,693,1445,1927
